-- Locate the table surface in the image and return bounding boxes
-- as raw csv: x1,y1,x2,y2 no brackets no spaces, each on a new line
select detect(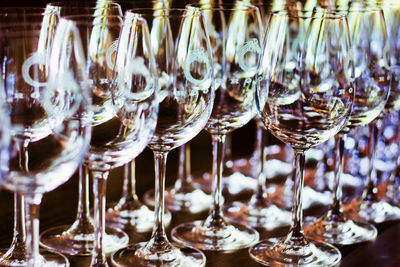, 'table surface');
0,127,399,267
